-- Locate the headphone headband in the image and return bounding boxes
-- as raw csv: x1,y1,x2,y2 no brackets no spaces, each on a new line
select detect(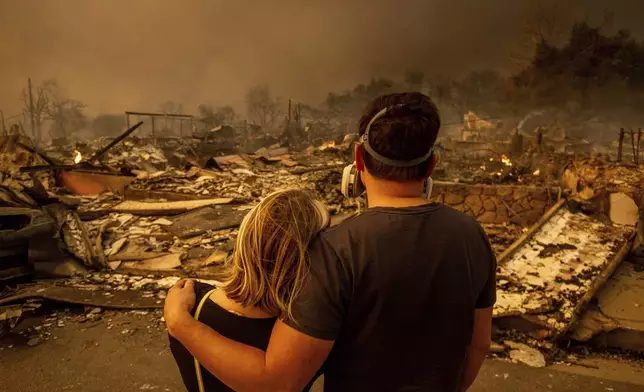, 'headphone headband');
361,104,433,167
